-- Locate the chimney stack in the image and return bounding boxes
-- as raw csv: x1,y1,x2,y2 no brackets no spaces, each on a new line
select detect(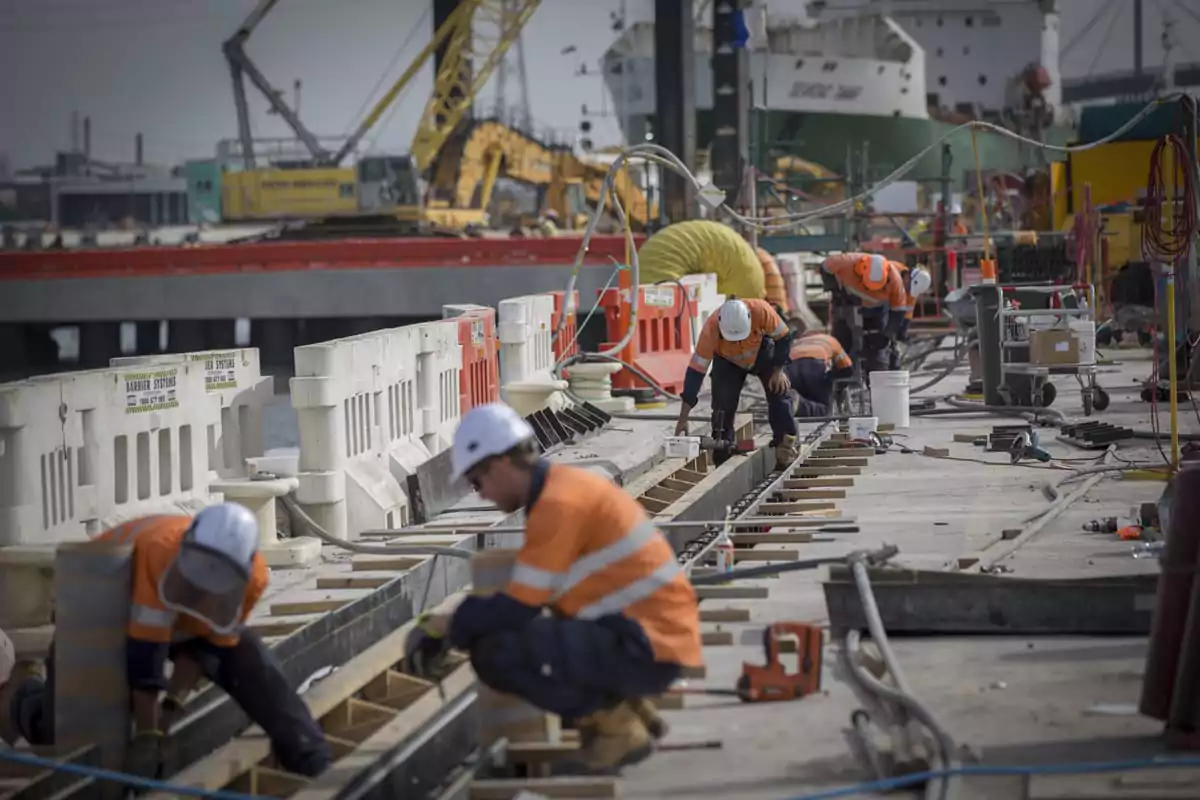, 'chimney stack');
135,133,144,166
83,116,92,160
